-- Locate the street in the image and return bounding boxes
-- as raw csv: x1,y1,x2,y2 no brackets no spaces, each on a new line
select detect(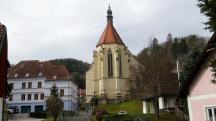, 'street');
7,114,43,121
